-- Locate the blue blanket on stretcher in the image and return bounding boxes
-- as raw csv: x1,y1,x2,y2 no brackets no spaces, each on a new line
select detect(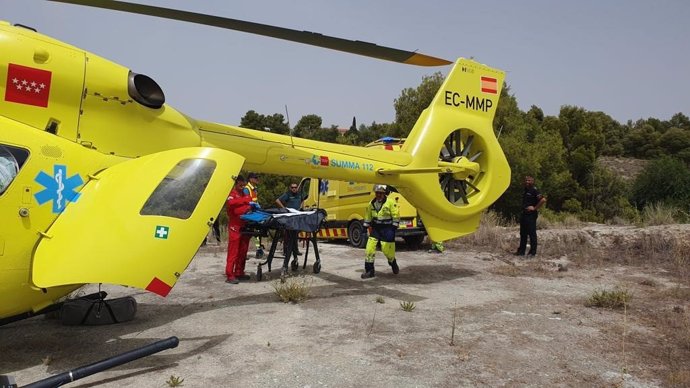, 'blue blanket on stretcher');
241,208,326,232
